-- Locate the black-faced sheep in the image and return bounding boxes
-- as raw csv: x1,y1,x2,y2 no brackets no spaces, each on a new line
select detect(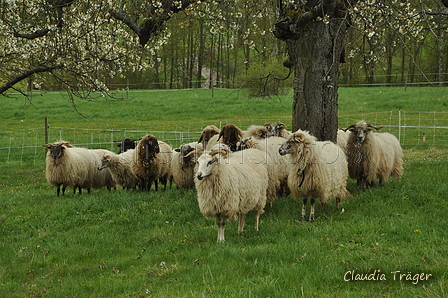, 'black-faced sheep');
279,130,351,221
198,125,221,149
194,148,268,242
98,149,139,190
344,120,403,186
170,142,203,189
217,124,243,151
131,135,172,191
114,138,138,153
